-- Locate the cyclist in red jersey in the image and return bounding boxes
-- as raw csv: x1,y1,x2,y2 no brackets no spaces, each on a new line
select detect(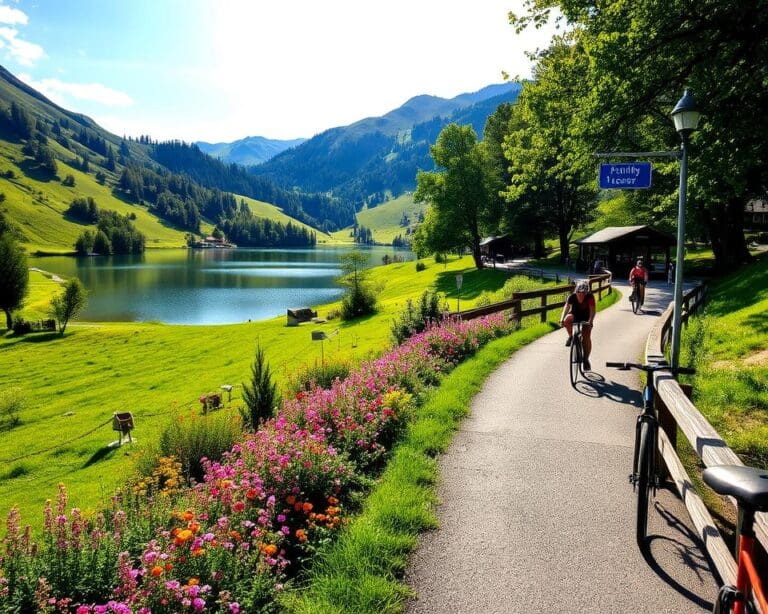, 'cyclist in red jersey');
628,259,649,305
559,279,596,371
